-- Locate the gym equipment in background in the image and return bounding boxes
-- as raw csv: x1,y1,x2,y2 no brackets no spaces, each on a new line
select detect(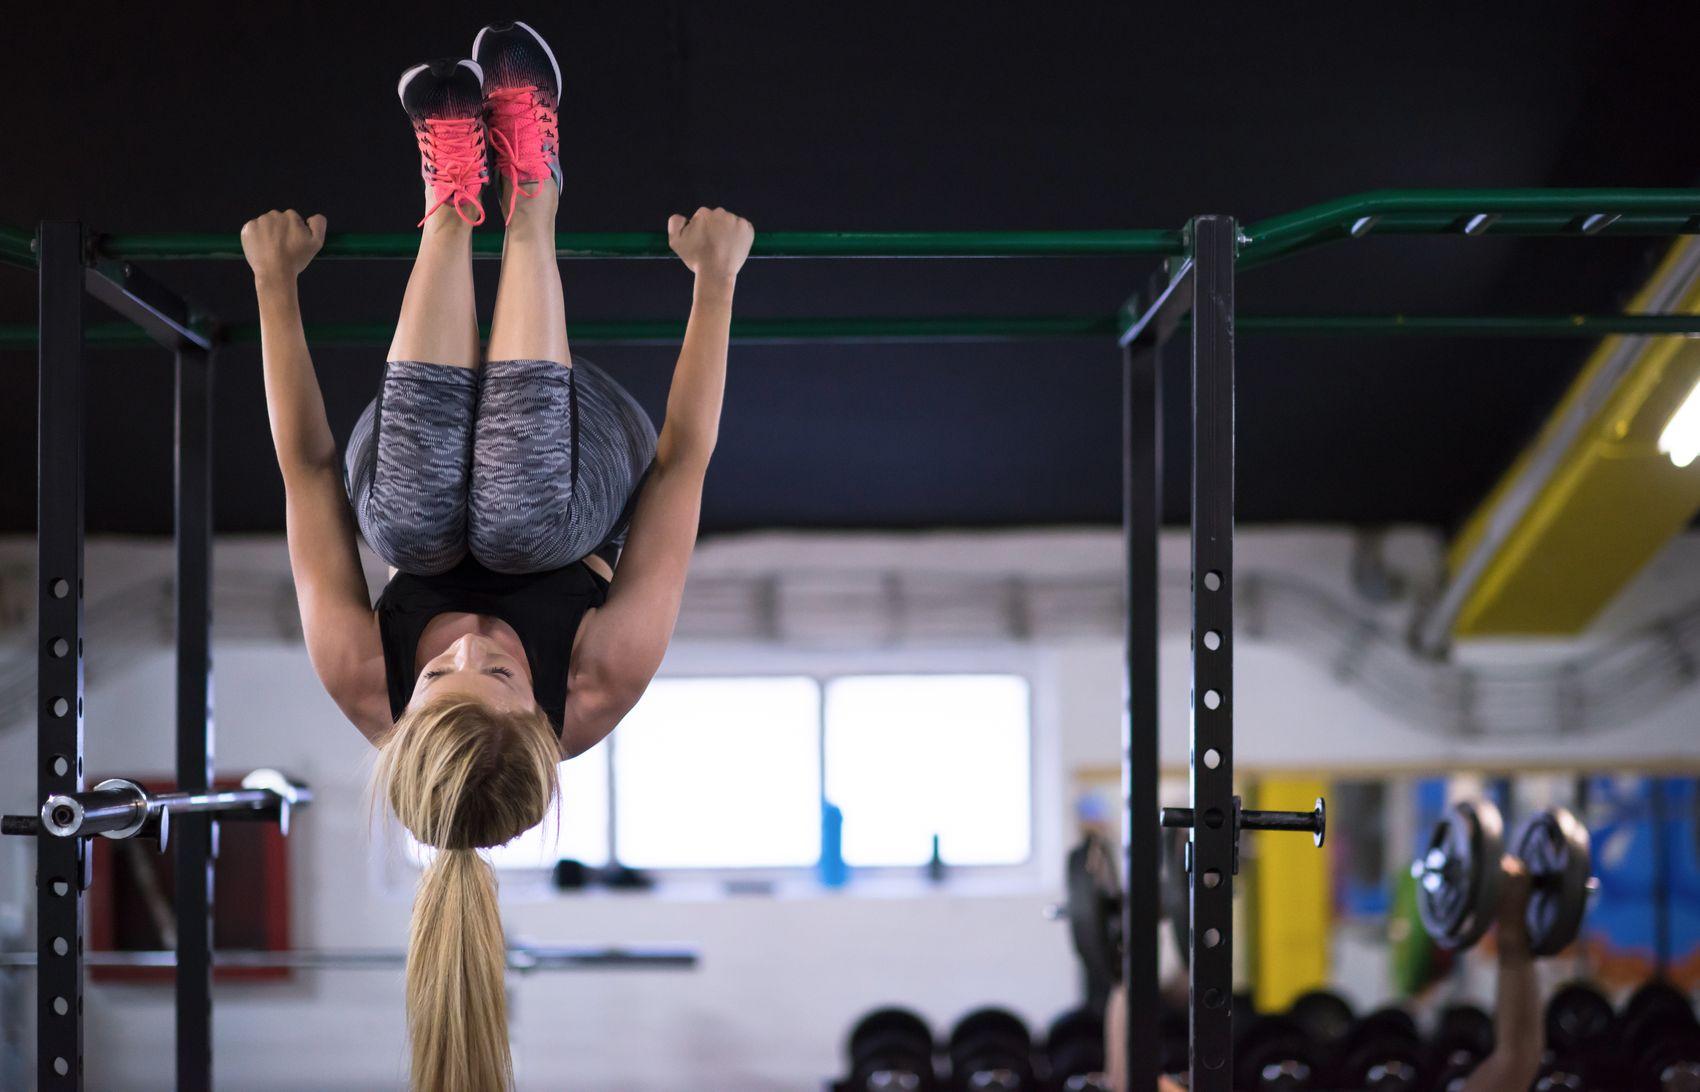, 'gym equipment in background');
1411,800,1596,955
